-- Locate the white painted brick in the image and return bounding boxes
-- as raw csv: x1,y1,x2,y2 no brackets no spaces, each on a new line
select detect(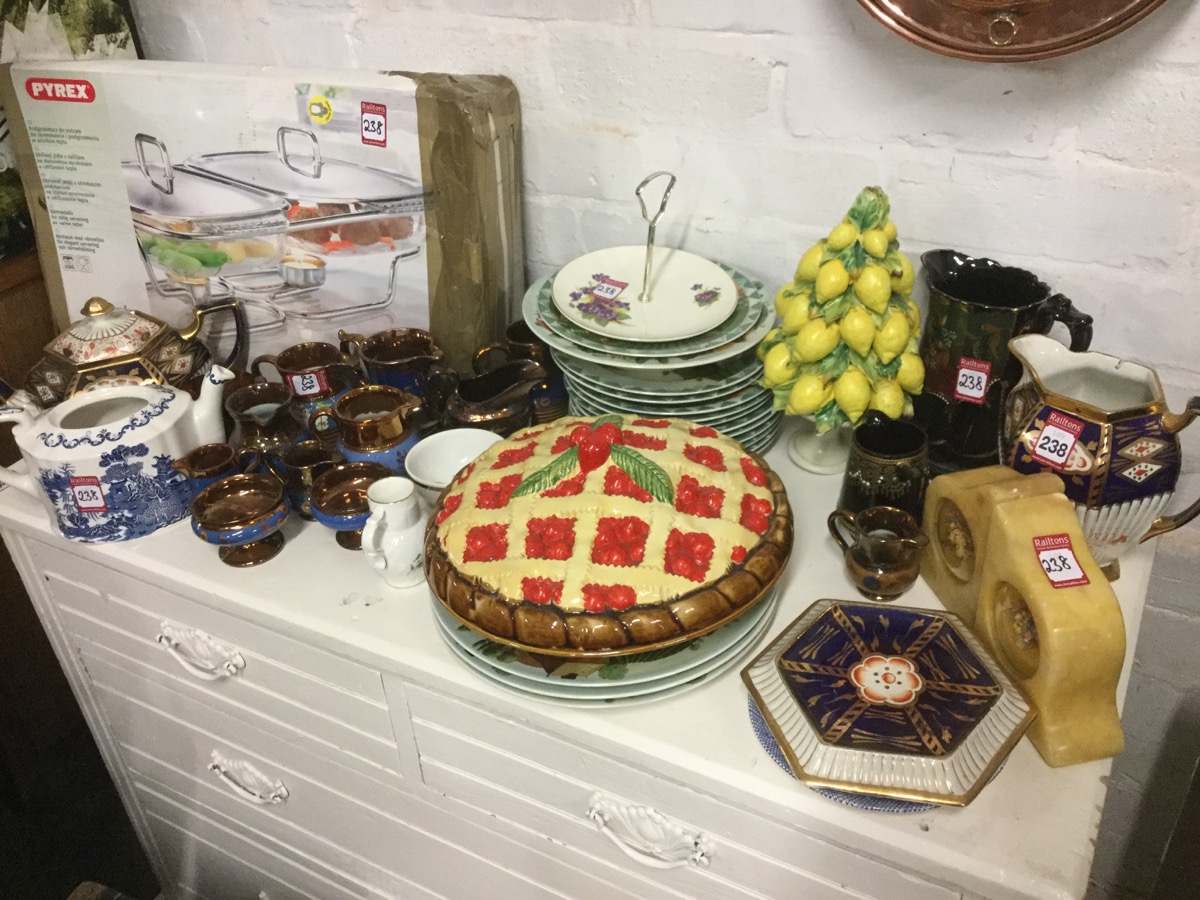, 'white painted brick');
645,1,847,36
1077,68,1200,173
412,0,635,24
539,22,773,130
